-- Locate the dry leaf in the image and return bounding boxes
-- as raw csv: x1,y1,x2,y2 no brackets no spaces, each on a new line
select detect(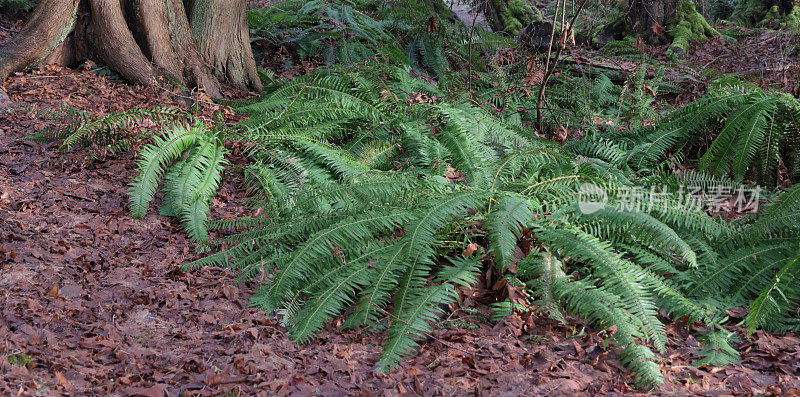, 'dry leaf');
462,243,478,258
46,284,60,298
427,16,438,34
554,125,568,142
651,23,665,36
55,371,72,391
